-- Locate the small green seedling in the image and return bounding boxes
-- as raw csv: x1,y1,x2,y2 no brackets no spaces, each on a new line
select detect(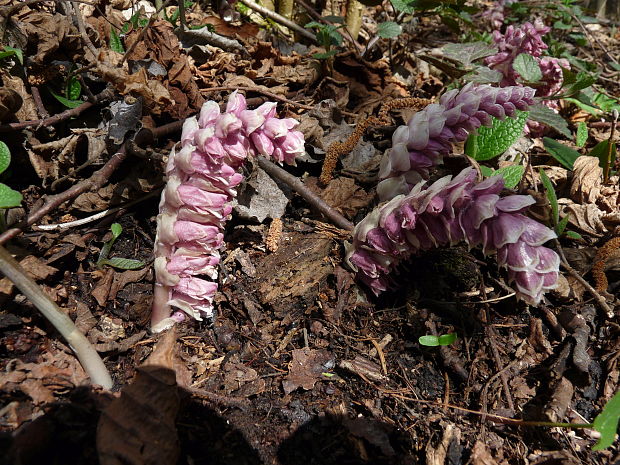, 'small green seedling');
0,141,23,210
419,332,458,347
305,18,344,60
97,223,146,270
